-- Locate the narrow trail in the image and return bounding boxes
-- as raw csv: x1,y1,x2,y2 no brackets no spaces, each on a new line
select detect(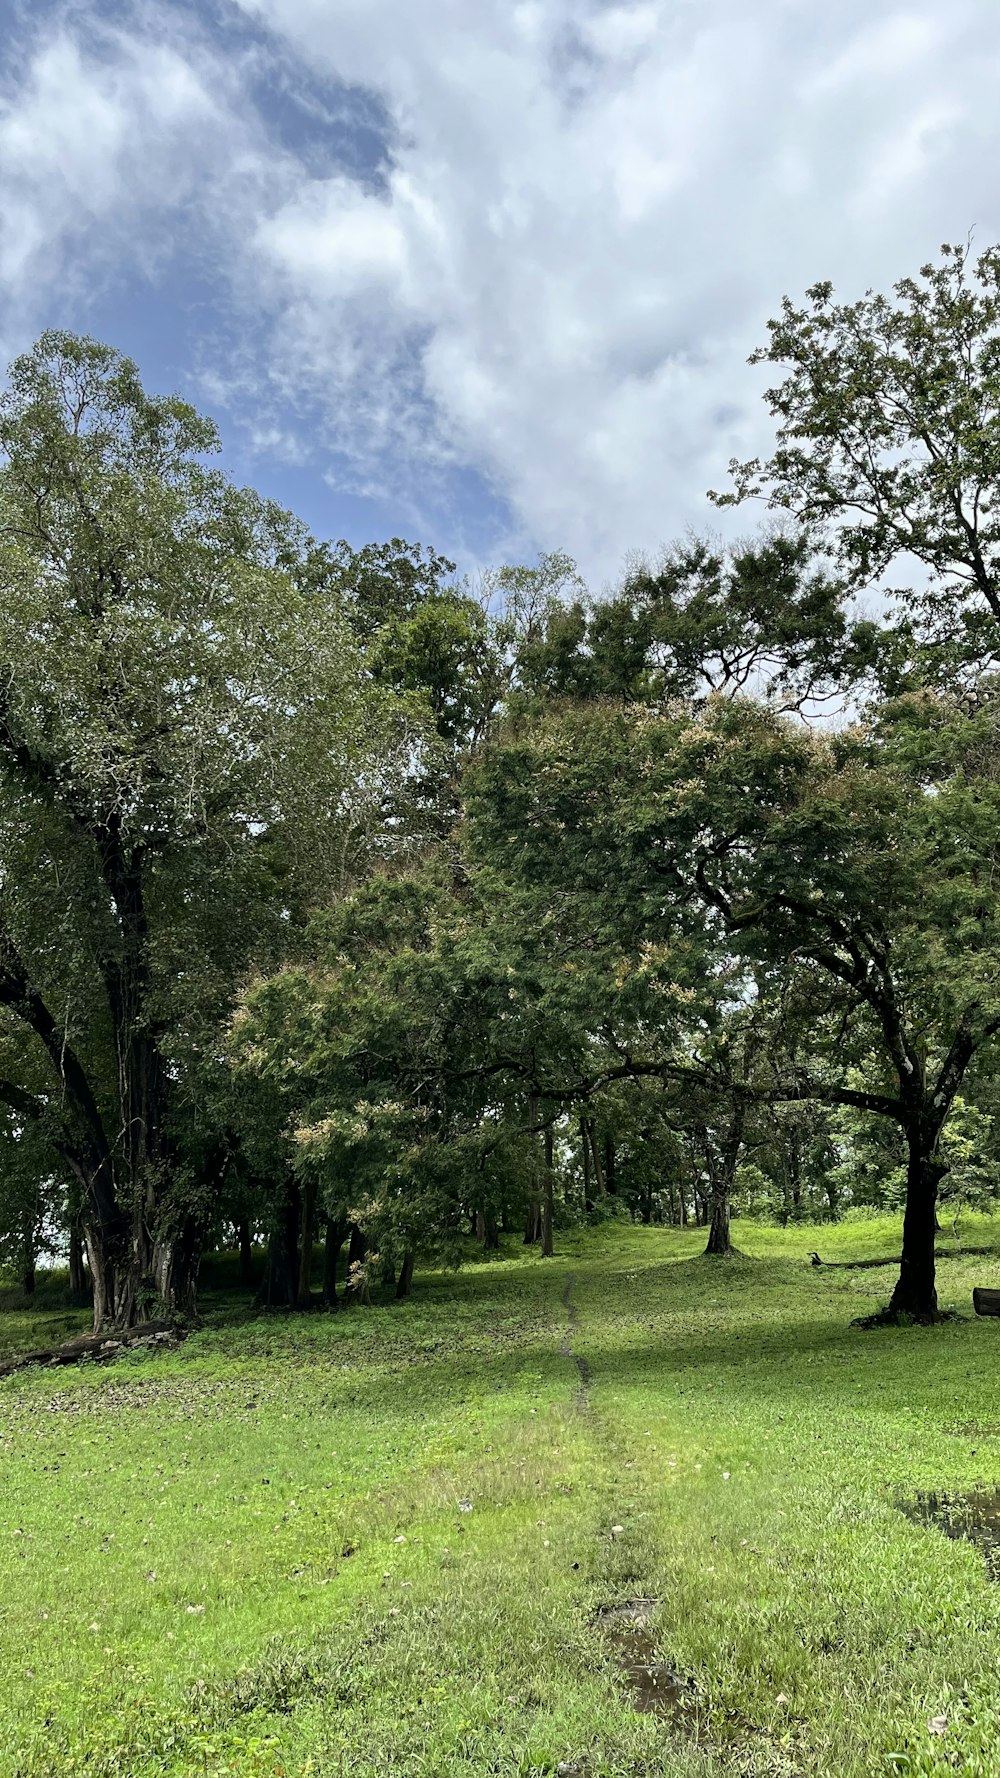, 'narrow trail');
559,1274,701,1739
561,1273,592,1402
